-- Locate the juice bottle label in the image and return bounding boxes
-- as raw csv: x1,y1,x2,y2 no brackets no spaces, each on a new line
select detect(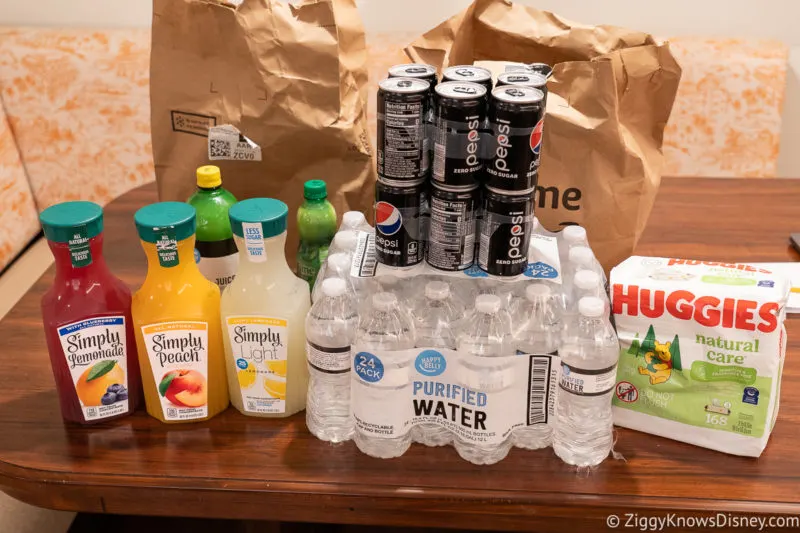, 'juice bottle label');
57,316,129,421
226,316,288,414
196,247,239,290
141,321,209,421
155,230,179,268
68,226,92,268
242,223,267,263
